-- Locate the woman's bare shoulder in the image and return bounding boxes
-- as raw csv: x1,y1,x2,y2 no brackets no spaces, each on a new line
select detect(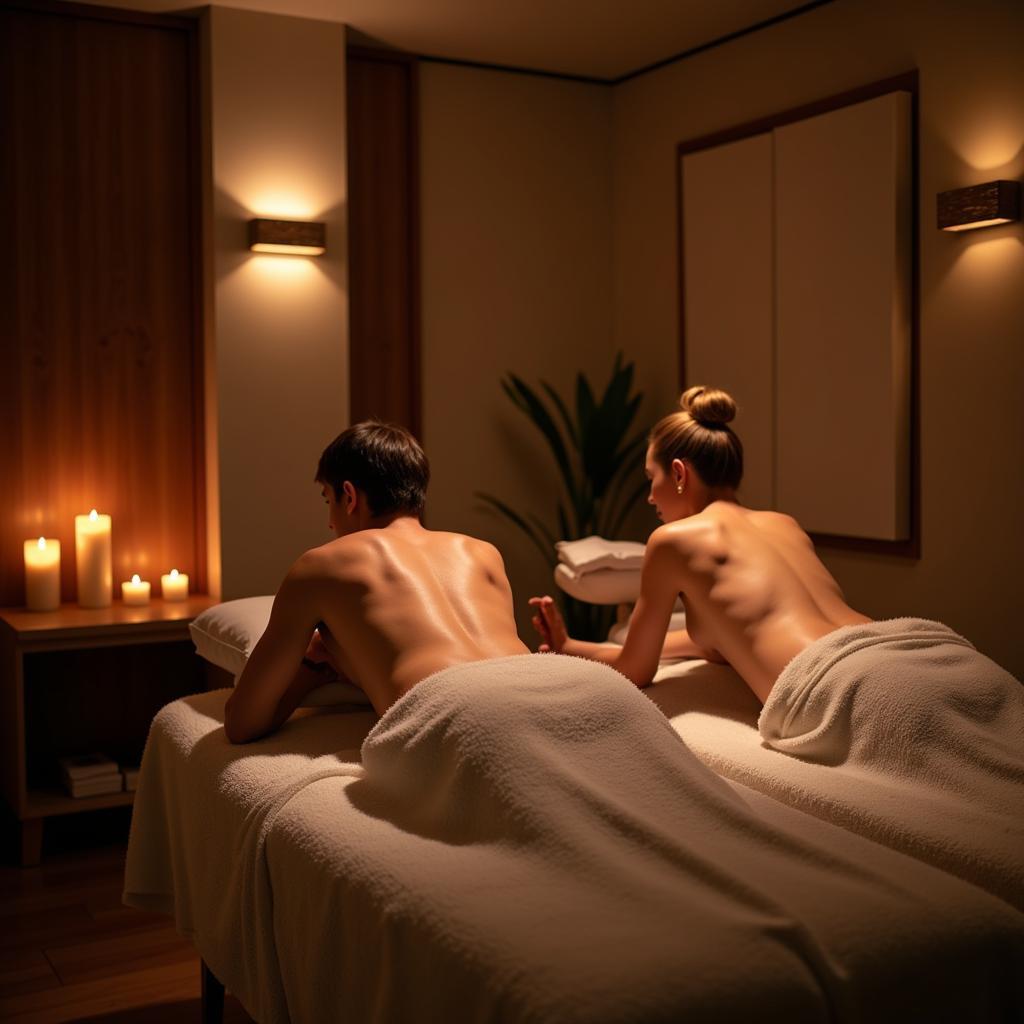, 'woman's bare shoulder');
648,518,715,554
744,508,814,546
